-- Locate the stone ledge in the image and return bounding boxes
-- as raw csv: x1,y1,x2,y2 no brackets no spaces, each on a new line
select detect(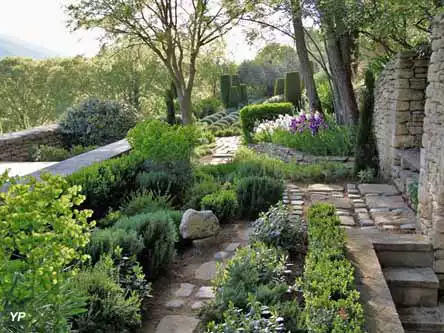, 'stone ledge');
0,124,60,142
383,267,439,289
27,139,131,179
346,228,405,333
